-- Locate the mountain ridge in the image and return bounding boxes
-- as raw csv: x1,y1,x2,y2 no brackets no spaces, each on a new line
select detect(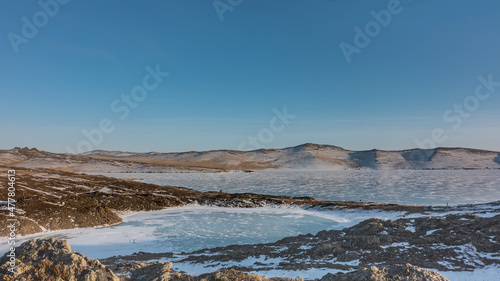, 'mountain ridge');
83,143,500,156
1,143,499,172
